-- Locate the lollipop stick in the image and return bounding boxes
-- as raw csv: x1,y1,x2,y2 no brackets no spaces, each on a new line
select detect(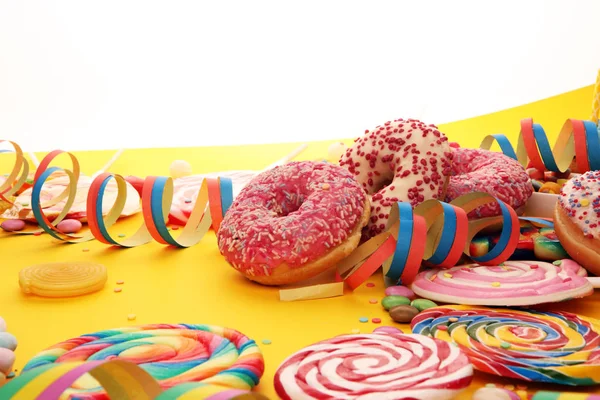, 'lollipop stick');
92,149,124,179
587,277,600,288
28,152,40,168
262,144,308,171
